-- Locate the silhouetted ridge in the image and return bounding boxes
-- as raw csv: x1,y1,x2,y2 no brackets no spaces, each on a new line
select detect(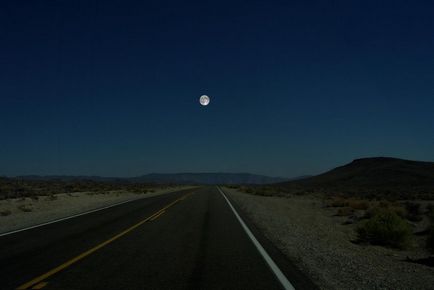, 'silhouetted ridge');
16,173,288,185
130,173,287,185
293,157,434,187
